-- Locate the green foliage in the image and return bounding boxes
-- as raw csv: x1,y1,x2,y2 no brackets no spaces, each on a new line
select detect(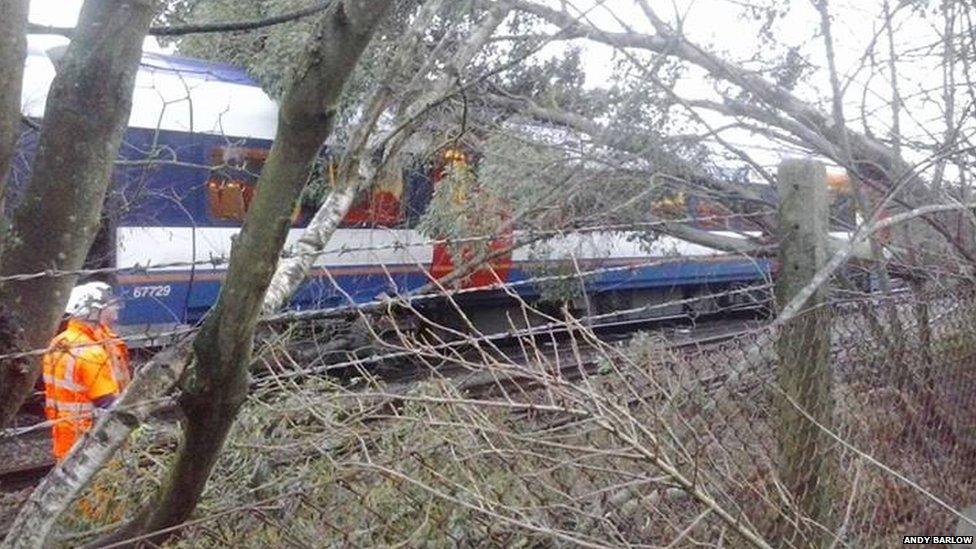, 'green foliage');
153,377,700,546
478,134,667,228
417,162,506,259
499,45,599,117
154,0,198,30
173,0,316,97
297,157,333,211
475,133,676,301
